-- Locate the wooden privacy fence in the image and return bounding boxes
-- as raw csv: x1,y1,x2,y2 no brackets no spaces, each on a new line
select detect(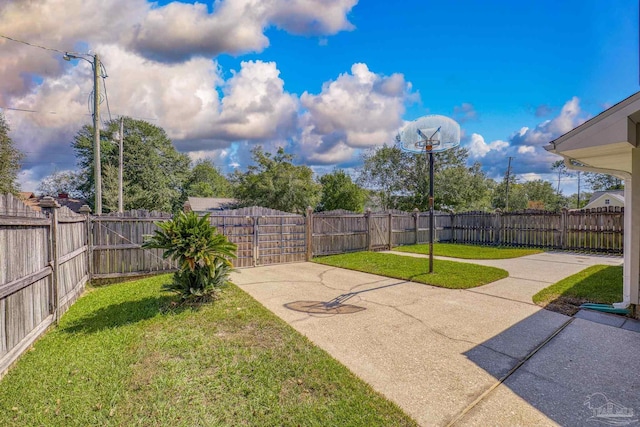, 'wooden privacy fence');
450,208,624,253
309,207,624,256
310,209,452,256
0,196,626,378
207,207,307,268
0,194,89,377
91,210,176,279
